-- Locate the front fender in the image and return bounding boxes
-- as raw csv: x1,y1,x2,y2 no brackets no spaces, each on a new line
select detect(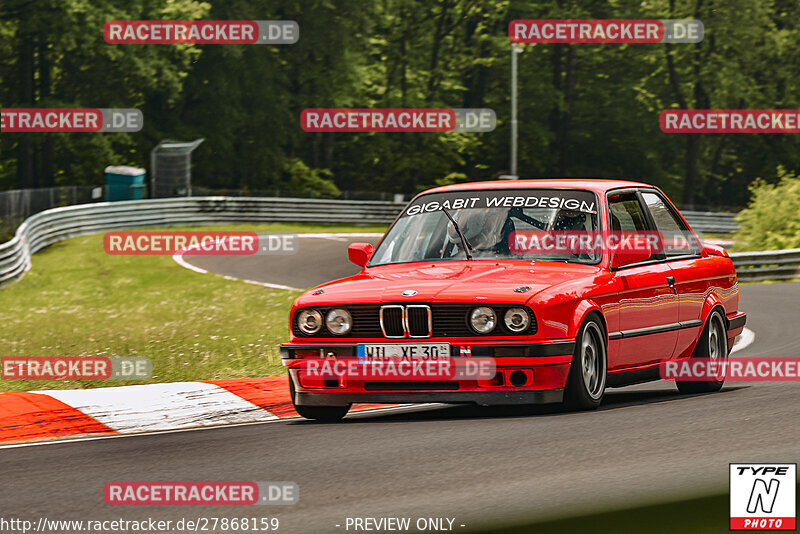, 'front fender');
527,271,618,341
569,299,607,339
527,297,609,340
